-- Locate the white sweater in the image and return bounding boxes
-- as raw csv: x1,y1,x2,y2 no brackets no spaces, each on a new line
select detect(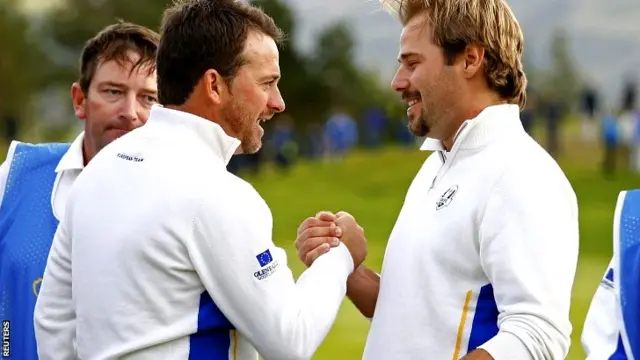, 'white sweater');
363,104,580,360
34,105,354,360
